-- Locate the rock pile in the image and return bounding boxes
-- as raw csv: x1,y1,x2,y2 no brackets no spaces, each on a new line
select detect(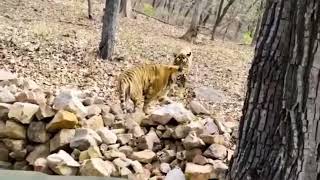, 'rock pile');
0,71,239,180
